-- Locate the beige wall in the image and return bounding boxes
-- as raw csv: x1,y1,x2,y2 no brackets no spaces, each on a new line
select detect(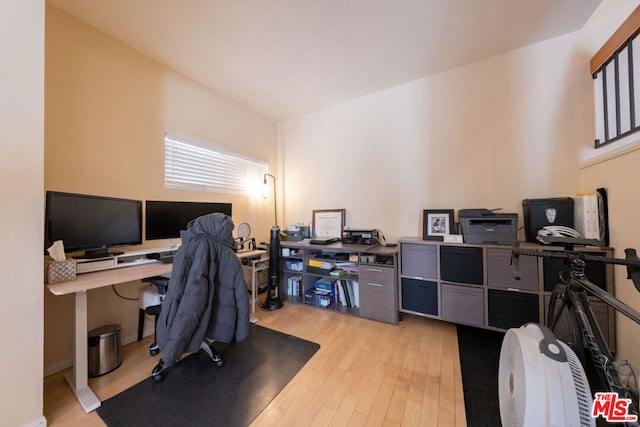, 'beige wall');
279,0,640,370
0,1,46,426
44,6,278,374
581,149,640,375
279,31,589,241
